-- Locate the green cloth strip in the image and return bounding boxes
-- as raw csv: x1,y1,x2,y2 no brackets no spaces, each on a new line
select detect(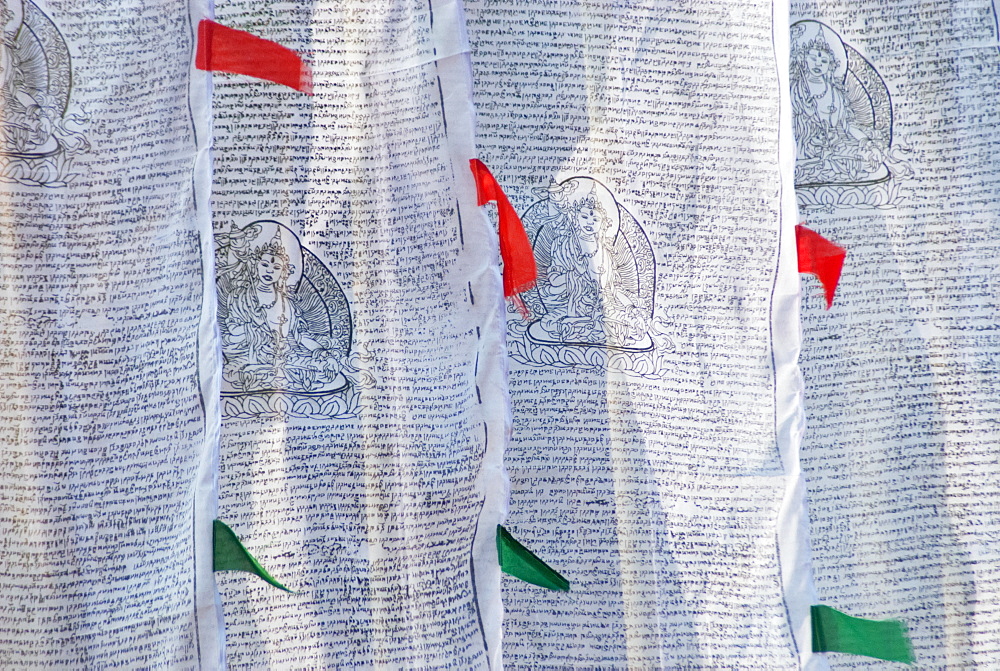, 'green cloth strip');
811,604,914,664
496,525,570,592
213,519,293,593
